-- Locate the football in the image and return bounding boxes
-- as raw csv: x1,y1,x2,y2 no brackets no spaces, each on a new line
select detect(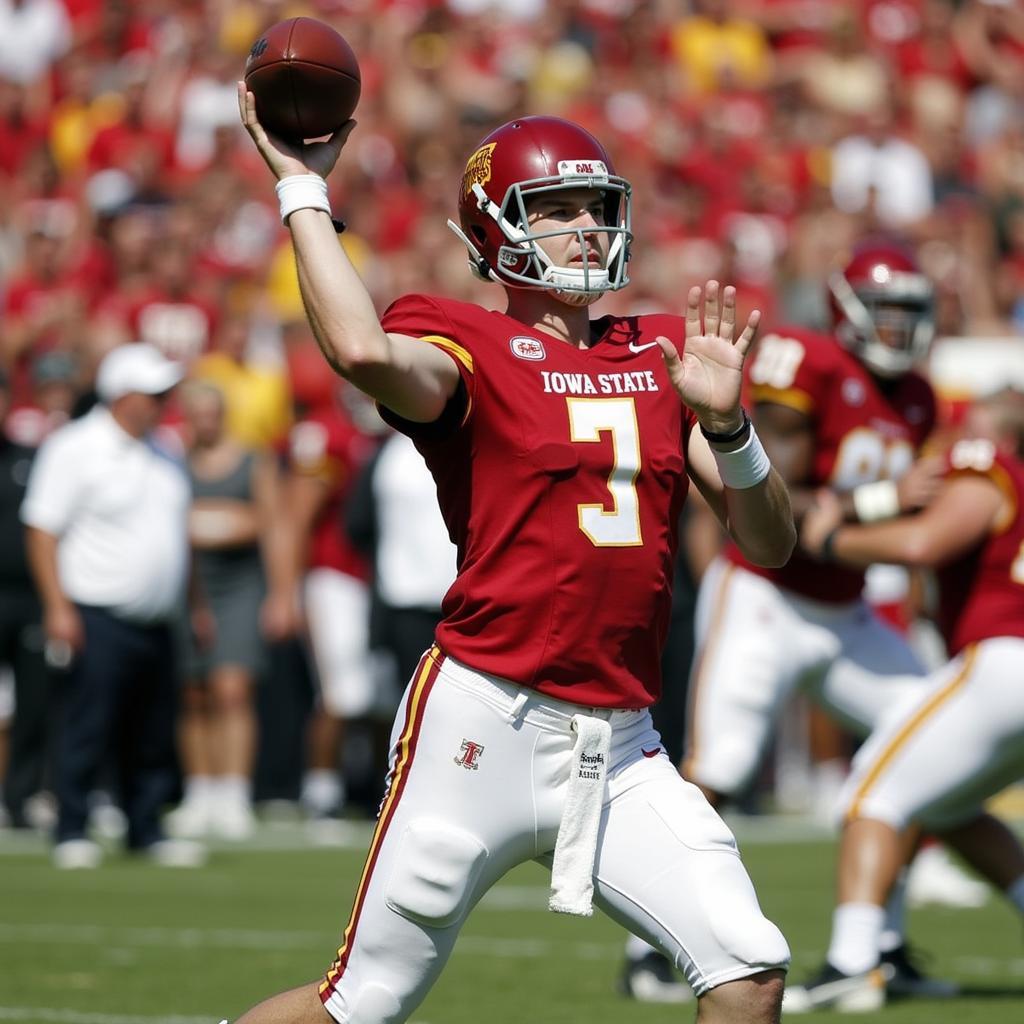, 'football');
244,17,361,141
